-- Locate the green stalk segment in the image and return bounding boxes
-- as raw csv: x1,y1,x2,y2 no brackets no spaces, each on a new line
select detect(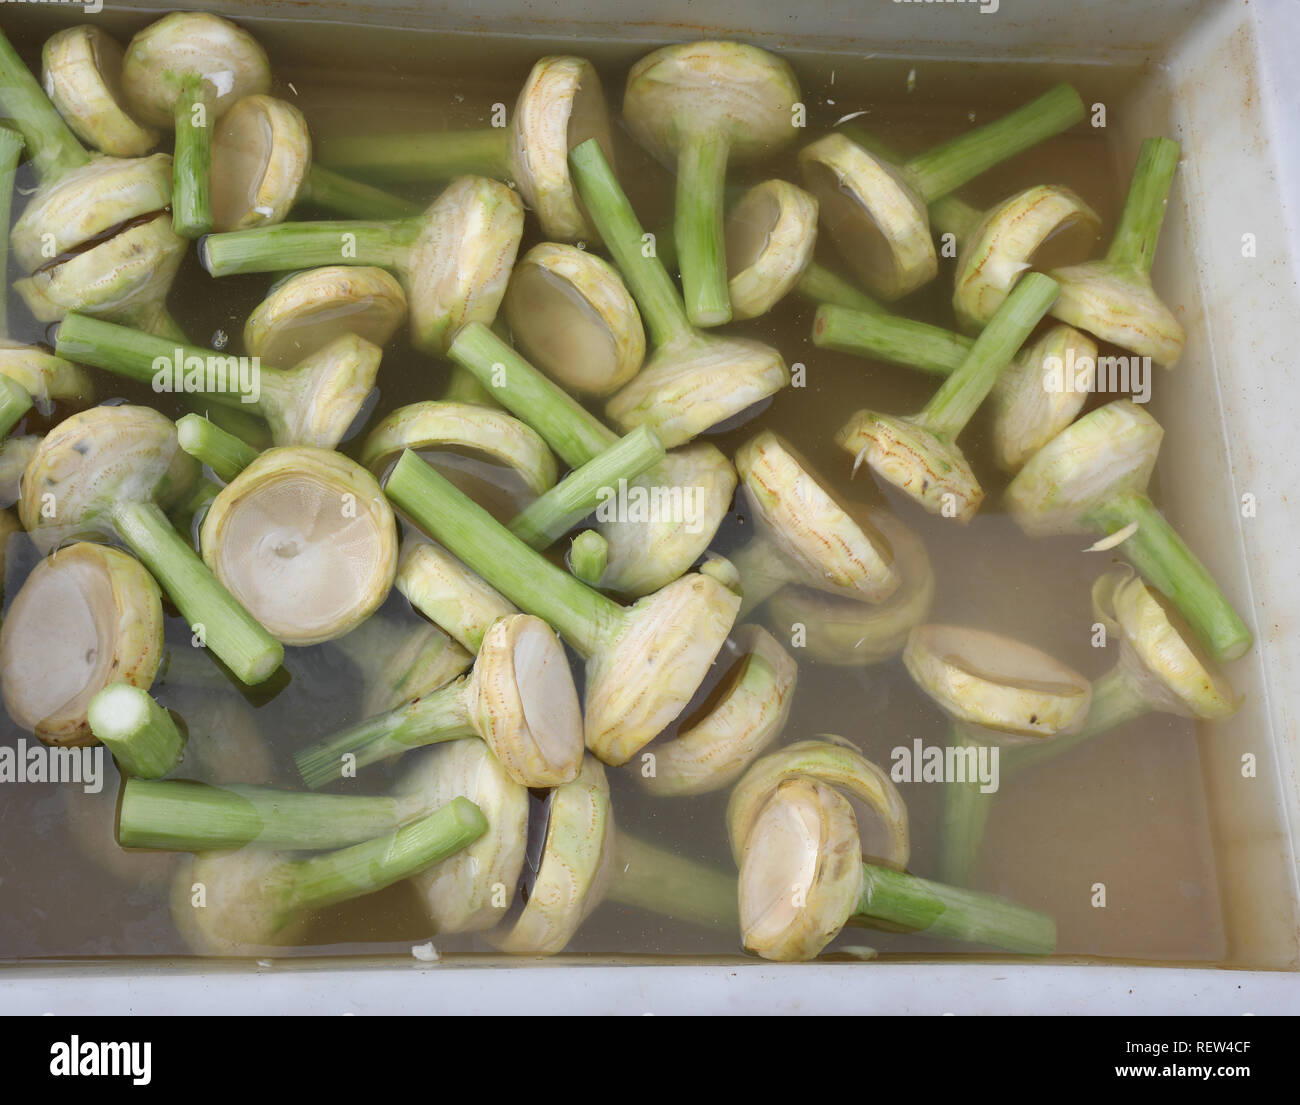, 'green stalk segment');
1106,137,1181,273
509,425,665,547
796,263,886,314
111,498,284,684
608,832,741,929
202,218,418,276
56,313,262,410
917,271,1059,437
299,165,423,220
569,138,694,348
675,130,733,327
294,678,475,788
282,798,486,919
385,449,622,656
902,84,1086,202
449,321,615,467
852,862,1055,955
814,305,968,376
0,375,32,439
118,777,444,851
0,124,23,336
0,27,90,183
176,413,258,482
315,128,510,182
88,683,186,779
569,529,608,585
1086,491,1252,663
171,75,214,238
